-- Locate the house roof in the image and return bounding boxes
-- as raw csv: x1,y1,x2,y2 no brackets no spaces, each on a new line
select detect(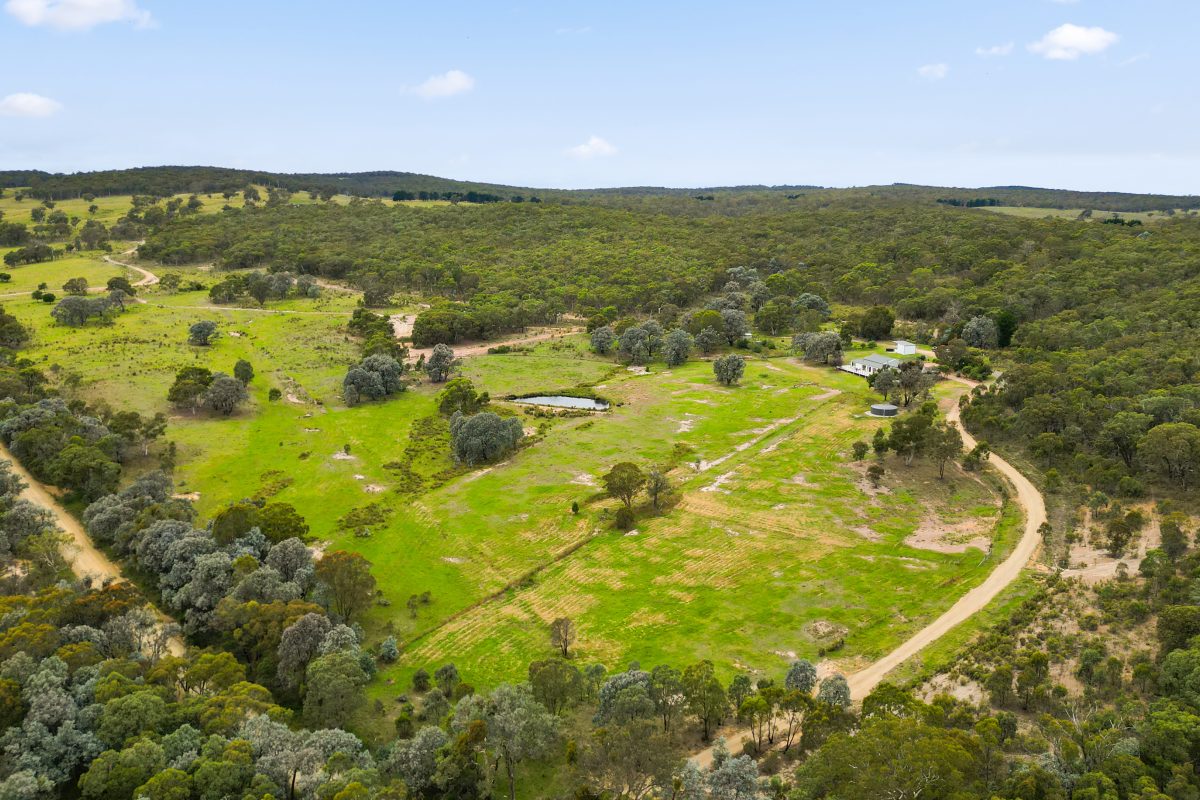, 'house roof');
894,340,915,346
858,354,901,368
